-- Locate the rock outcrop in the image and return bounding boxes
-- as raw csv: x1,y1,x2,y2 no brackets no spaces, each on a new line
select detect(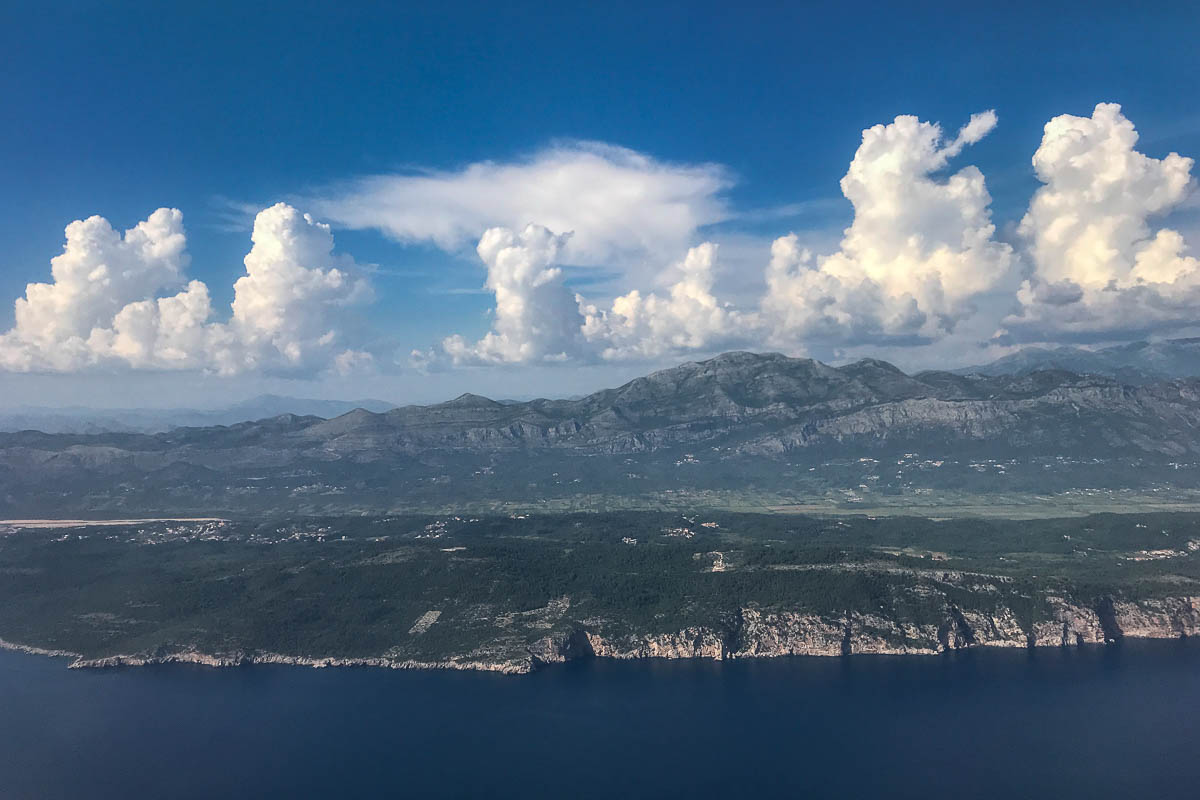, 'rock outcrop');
1030,596,1109,646
524,595,1200,671
66,648,534,674
1111,597,1200,639
9,596,1197,676
583,628,729,661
